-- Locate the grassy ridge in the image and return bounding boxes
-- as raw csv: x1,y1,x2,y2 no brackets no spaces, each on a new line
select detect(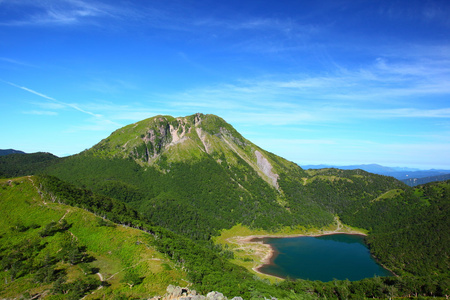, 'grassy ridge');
0,177,186,299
